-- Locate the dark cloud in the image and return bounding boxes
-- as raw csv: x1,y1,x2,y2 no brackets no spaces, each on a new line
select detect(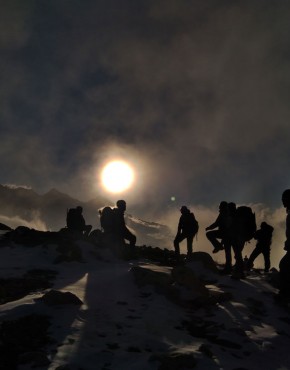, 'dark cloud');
1,0,290,212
